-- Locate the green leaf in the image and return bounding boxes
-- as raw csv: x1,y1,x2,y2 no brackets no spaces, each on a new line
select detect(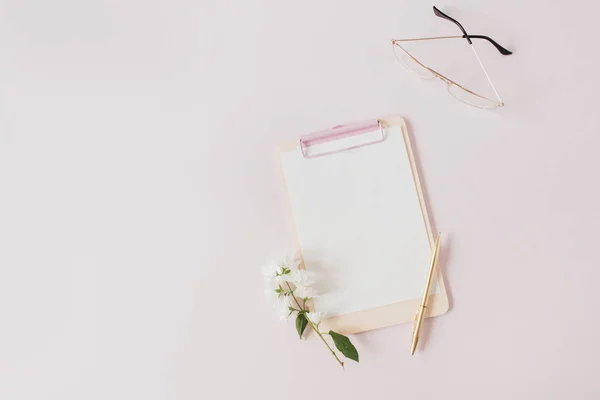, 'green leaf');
295,313,308,339
329,331,359,362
